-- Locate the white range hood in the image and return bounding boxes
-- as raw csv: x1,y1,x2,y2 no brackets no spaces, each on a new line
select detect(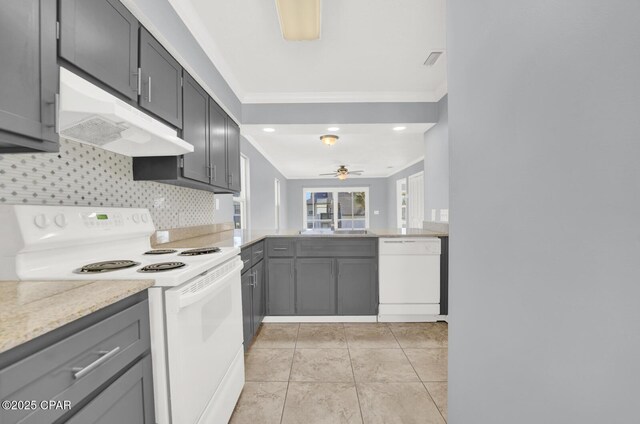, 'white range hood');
58,67,193,157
